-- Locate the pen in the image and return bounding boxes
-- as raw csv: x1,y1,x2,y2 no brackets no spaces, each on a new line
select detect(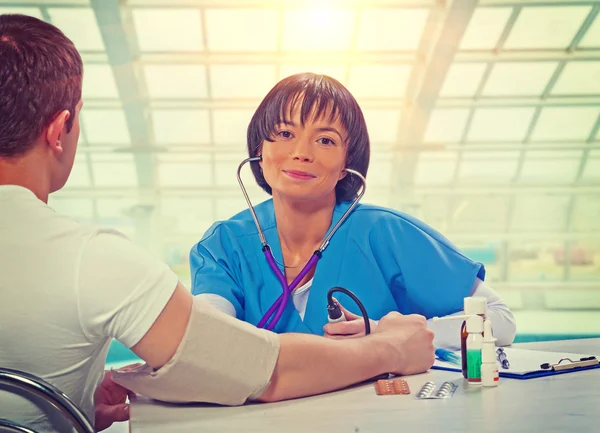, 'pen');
435,348,461,366
496,347,510,369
